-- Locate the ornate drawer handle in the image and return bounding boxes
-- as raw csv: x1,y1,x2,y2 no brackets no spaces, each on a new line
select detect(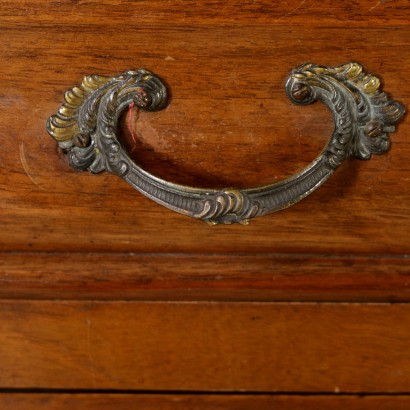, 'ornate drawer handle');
47,63,404,225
